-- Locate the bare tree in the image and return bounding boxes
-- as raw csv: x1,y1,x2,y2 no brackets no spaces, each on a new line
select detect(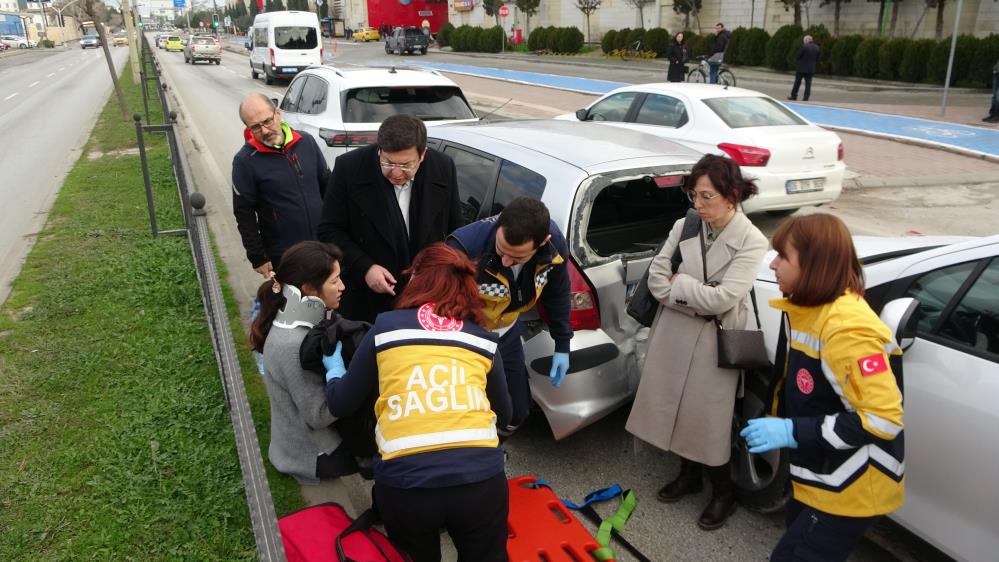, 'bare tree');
81,0,128,120
671,0,702,32
818,0,851,36
779,0,807,25
515,0,540,35
482,0,504,26
575,0,600,44
624,0,655,28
